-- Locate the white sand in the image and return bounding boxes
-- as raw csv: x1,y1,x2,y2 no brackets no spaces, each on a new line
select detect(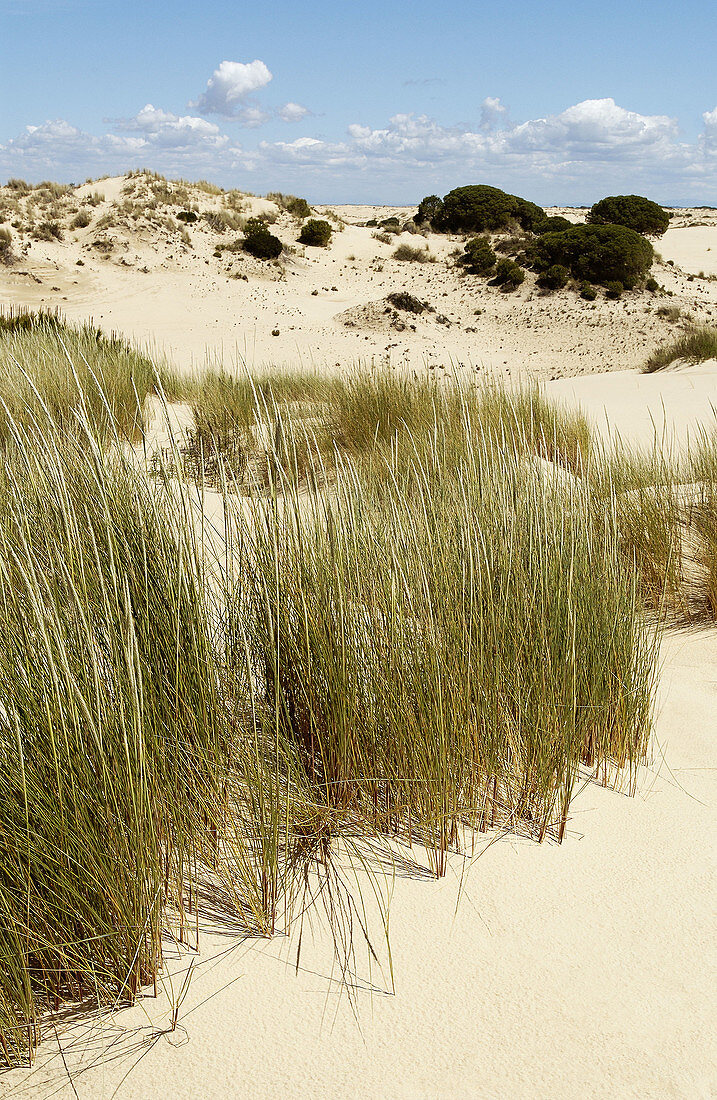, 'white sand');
2,181,717,380
3,623,714,1100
